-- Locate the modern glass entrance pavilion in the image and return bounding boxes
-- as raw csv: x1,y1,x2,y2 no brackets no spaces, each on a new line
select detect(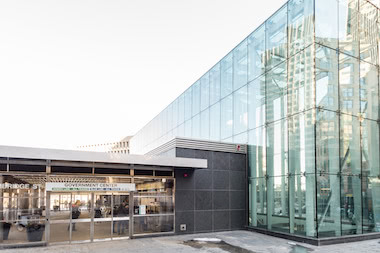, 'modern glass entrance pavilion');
130,0,380,239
